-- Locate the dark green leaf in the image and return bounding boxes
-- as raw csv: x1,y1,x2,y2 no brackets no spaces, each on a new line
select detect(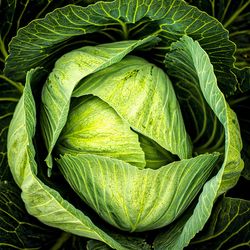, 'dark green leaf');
87,236,152,250
5,0,237,95
228,67,250,180
1,1,249,250
0,0,16,60
188,197,250,250
0,0,102,68
0,74,22,181
229,89,250,181
187,0,250,68
233,67,250,93
56,234,88,250
0,104,13,181
241,142,250,180
0,180,61,249
87,240,112,250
